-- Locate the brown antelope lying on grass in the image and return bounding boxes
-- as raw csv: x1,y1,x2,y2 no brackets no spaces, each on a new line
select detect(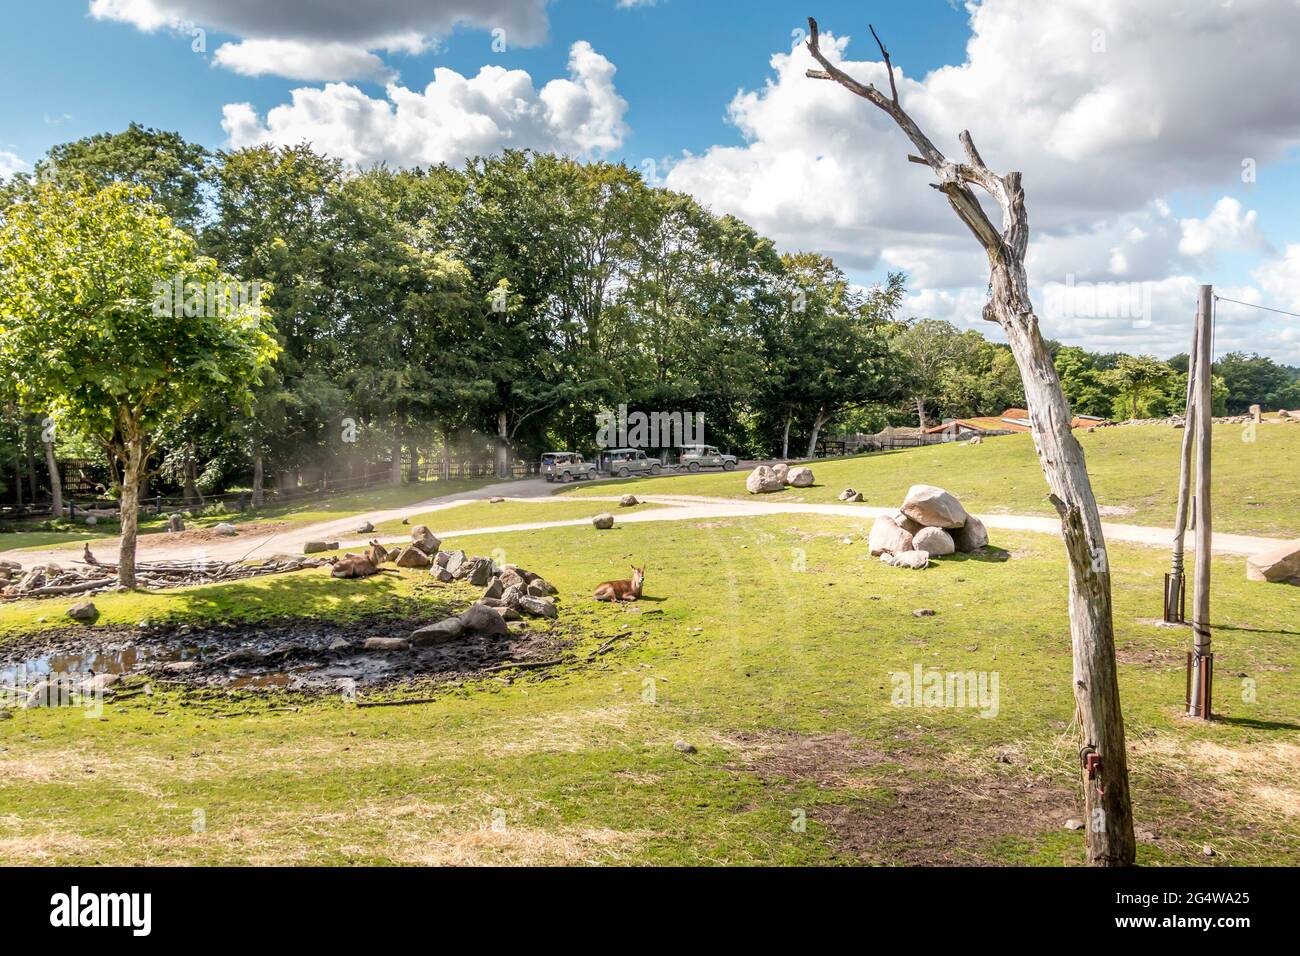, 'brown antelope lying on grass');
330,541,398,579
594,565,645,602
